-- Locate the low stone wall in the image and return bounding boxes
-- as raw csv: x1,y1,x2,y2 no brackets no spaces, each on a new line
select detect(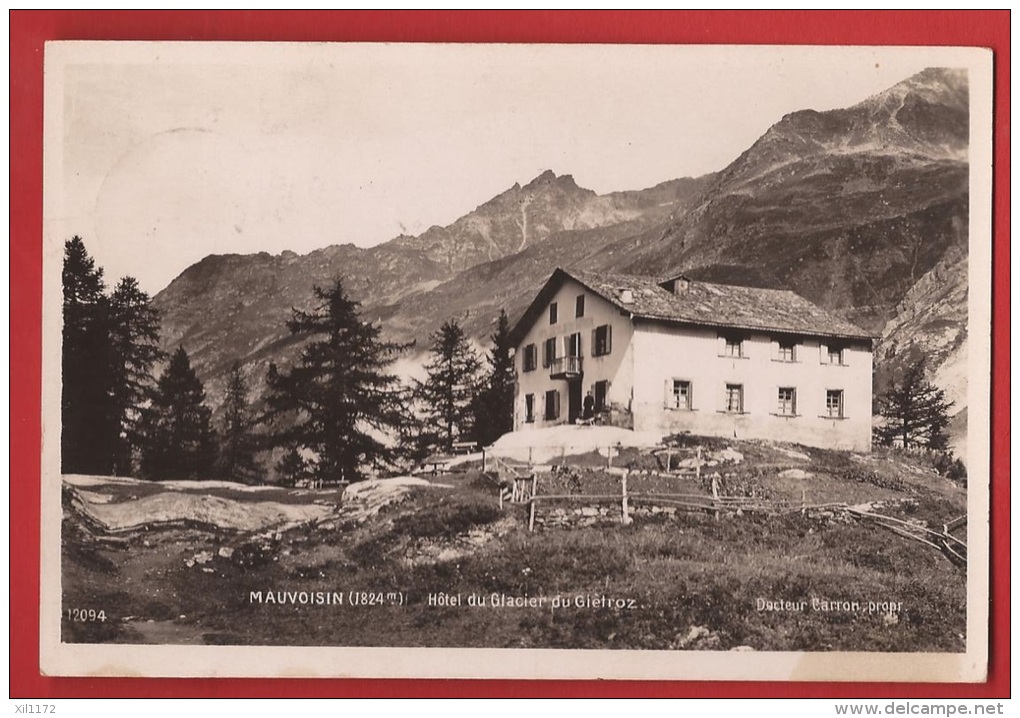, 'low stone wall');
532,503,684,529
